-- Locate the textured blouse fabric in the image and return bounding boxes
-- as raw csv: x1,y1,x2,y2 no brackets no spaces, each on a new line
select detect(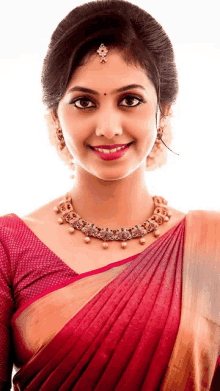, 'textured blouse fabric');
0,213,219,390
